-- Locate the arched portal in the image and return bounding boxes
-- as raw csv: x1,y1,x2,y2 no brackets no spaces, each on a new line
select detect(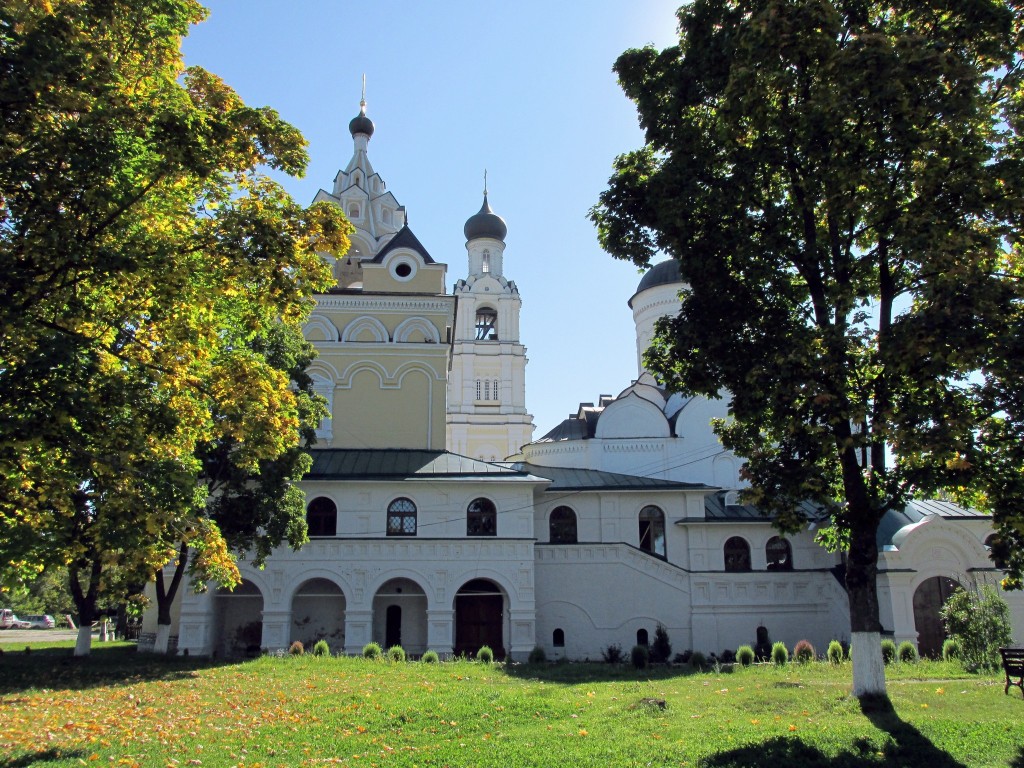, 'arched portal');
214,580,264,658
913,576,962,658
372,578,428,655
291,578,346,652
454,578,505,659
